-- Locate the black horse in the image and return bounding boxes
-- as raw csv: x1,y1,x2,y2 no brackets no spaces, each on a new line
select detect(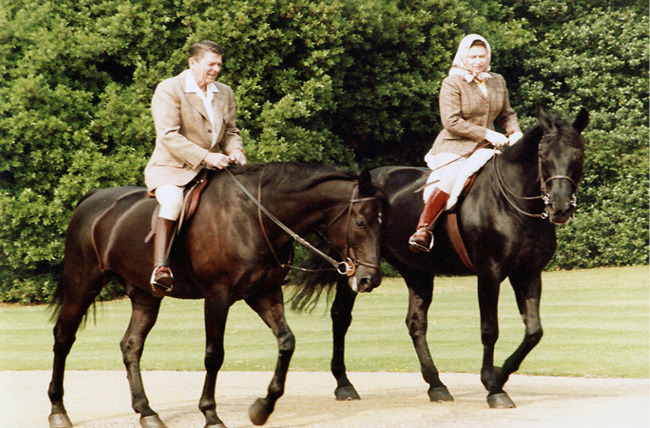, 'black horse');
48,162,387,428
291,107,589,408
